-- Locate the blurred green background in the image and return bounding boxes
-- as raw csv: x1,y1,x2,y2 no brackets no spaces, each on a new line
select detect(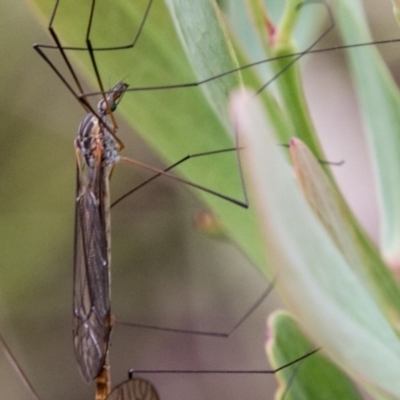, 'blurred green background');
1,1,399,399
